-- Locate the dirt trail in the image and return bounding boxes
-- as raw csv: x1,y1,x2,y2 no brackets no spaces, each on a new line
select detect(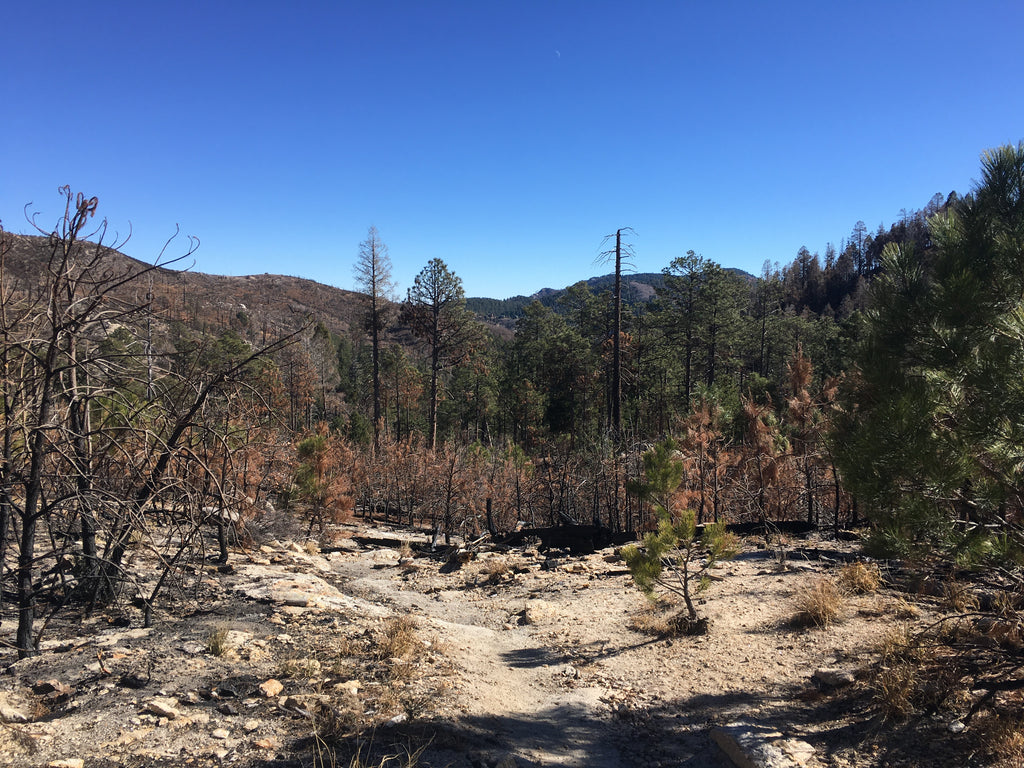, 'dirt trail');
332,540,728,767
325,527,936,768
0,525,940,768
